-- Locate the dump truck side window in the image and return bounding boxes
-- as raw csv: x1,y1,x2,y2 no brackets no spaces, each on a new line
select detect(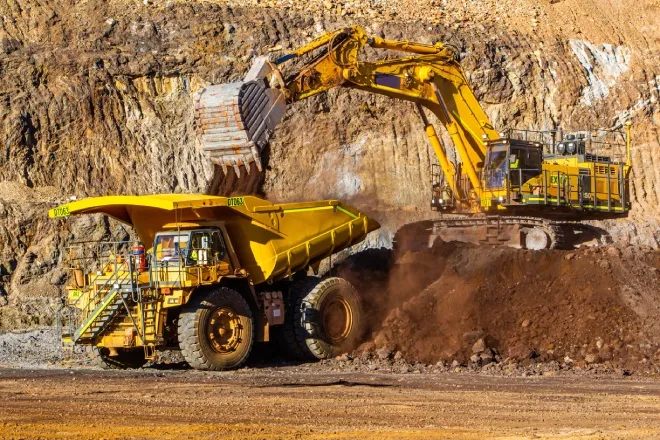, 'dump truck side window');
187,230,229,266
211,231,228,264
